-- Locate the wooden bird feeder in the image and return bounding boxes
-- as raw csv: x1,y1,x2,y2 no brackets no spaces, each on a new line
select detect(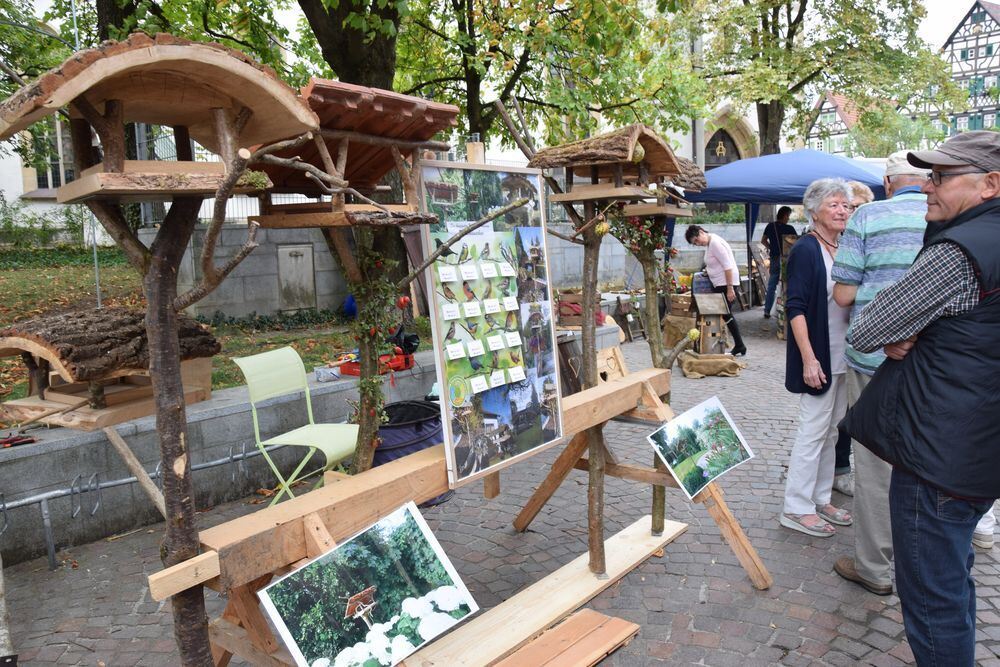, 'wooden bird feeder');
0,308,218,430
